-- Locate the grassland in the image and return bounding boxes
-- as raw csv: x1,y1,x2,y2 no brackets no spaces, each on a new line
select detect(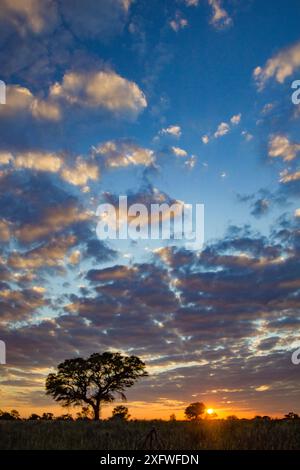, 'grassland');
1,419,300,450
